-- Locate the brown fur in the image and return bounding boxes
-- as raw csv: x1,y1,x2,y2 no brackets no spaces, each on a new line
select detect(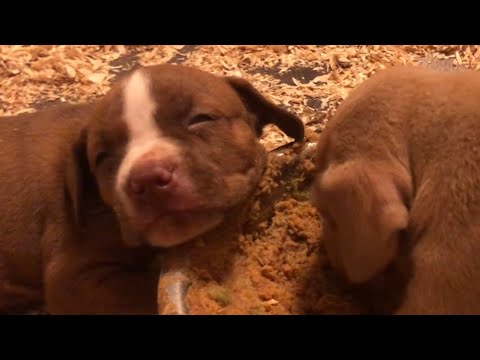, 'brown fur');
313,65,480,314
0,64,304,314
